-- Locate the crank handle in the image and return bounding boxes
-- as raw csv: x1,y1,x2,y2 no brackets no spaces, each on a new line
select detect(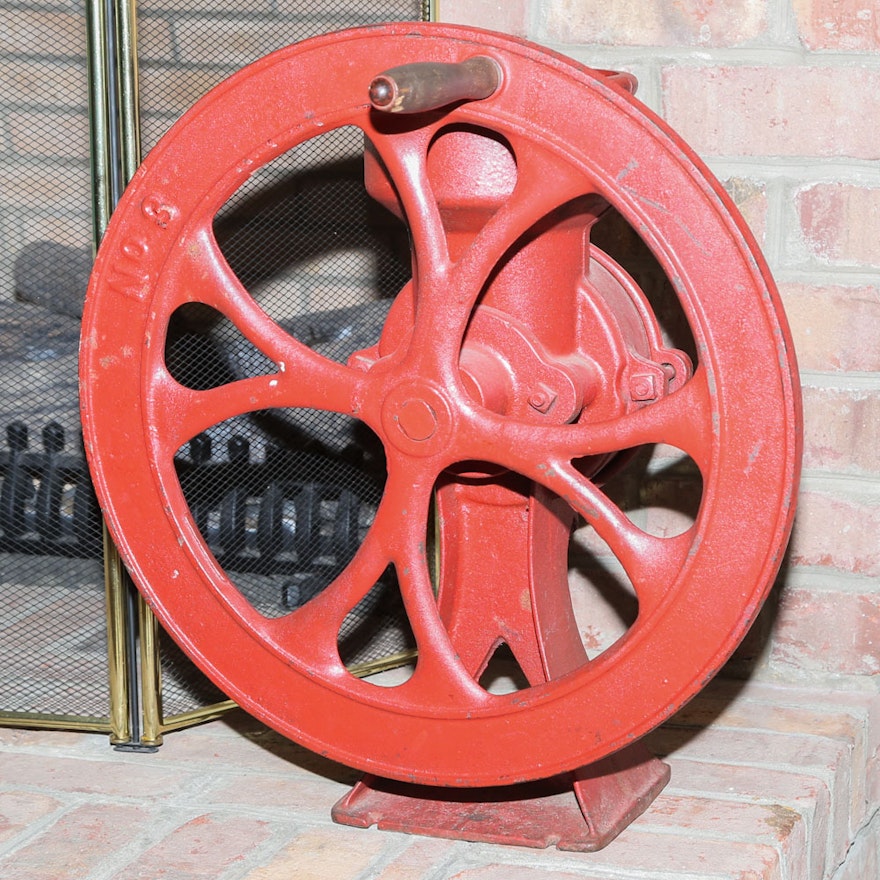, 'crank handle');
369,56,501,114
